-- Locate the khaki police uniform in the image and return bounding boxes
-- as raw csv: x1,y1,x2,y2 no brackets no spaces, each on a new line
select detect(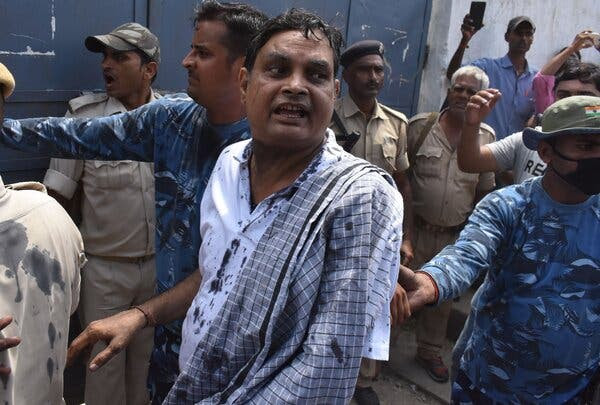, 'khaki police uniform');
43,91,159,405
408,111,495,358
0,177,85,405
330,93,409,386
331,94,409,175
